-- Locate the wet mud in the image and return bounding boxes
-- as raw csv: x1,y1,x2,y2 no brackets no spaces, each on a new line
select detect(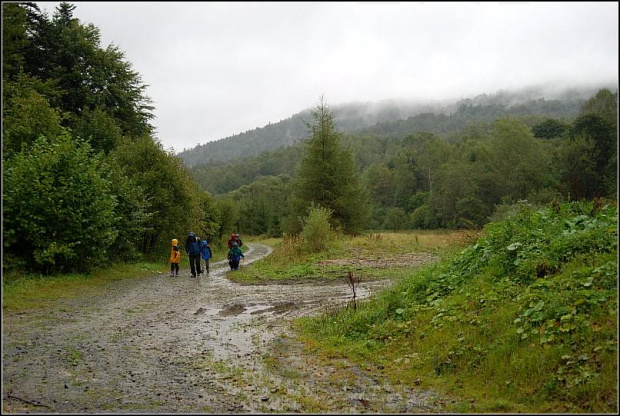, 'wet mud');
2,243,445,413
